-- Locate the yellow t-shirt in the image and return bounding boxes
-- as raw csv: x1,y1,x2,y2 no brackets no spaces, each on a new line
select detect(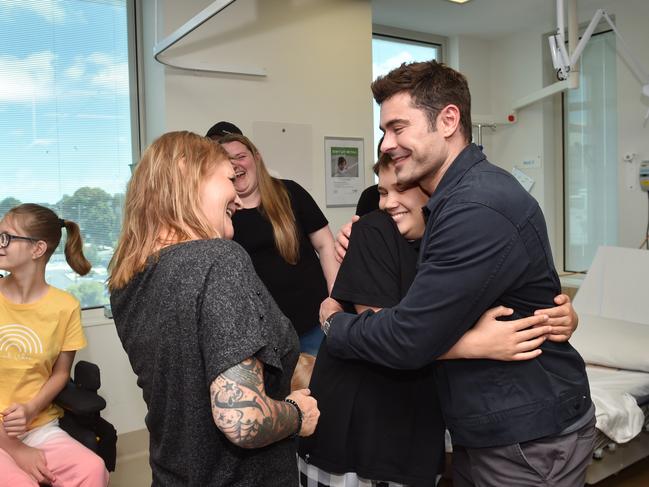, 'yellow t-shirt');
0,286,87,430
